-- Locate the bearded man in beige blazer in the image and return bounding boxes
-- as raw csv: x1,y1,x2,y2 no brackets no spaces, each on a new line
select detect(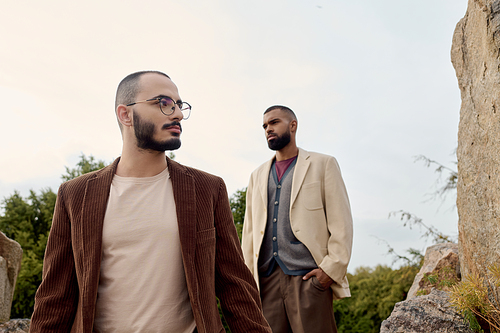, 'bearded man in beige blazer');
30,71,271,333
242,105,353,333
